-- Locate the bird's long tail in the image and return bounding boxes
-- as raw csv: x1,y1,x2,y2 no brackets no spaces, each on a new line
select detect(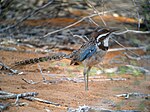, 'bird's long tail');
13,52,68,66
